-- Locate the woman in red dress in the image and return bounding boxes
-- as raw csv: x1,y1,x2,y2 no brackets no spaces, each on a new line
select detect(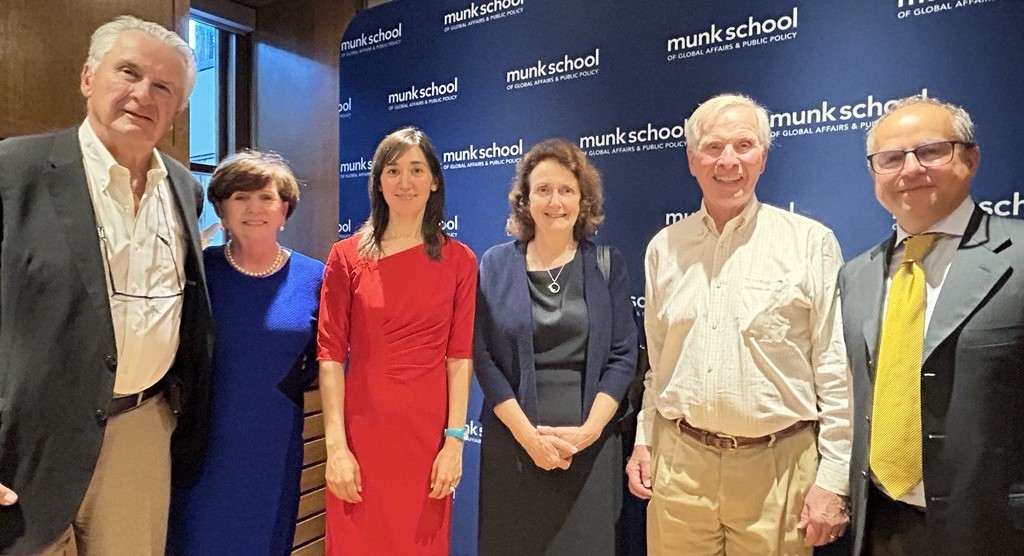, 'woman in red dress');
317,127,477,555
